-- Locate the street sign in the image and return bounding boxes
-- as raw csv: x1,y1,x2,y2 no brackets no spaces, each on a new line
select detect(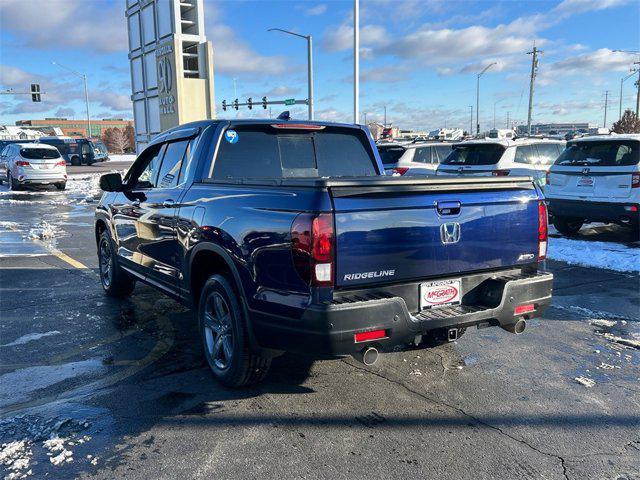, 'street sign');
284,98,295,106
